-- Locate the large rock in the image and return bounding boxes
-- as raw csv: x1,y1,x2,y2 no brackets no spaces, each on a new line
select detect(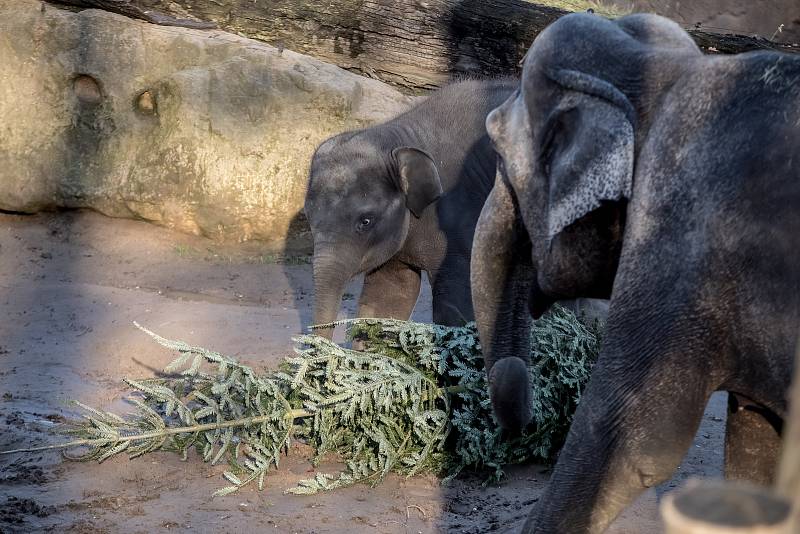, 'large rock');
0,0,413,249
